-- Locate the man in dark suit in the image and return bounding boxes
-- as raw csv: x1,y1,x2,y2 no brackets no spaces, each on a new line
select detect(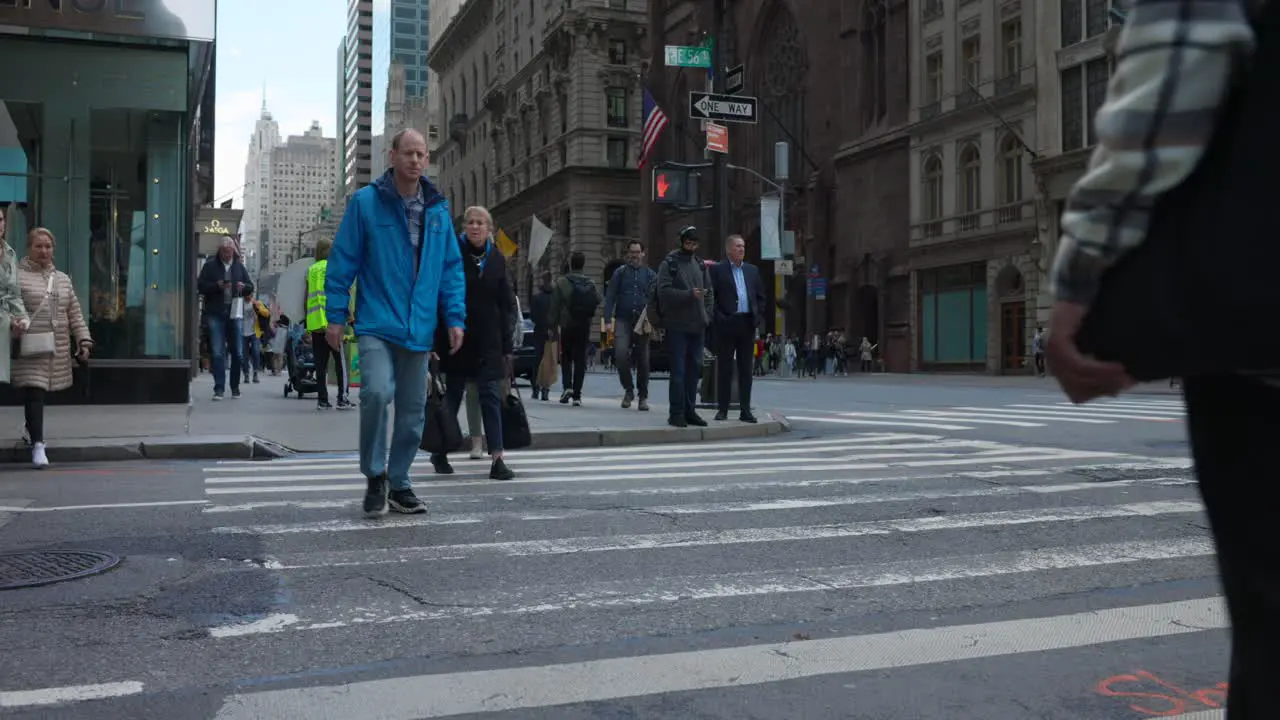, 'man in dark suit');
710,234,767,423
